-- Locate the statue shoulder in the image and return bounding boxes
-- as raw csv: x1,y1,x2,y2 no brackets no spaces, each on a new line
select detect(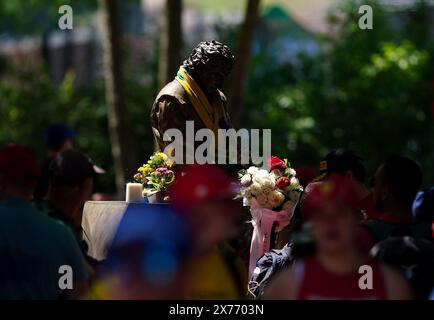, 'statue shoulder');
156,80,188,105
